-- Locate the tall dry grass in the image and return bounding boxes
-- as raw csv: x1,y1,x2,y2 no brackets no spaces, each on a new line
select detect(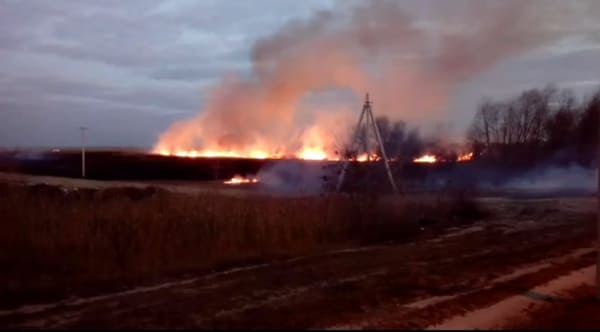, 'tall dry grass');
0,183,485,306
